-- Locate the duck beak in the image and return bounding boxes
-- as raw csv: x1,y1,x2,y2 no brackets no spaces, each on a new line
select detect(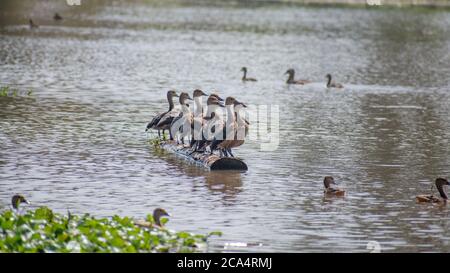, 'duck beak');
24,199,30,205
187,95,193,100
218,101,225,107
